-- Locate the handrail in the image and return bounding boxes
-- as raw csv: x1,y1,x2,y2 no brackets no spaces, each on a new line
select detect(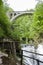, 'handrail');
22,50,43,56
21,50,43,65
23,55,43,63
